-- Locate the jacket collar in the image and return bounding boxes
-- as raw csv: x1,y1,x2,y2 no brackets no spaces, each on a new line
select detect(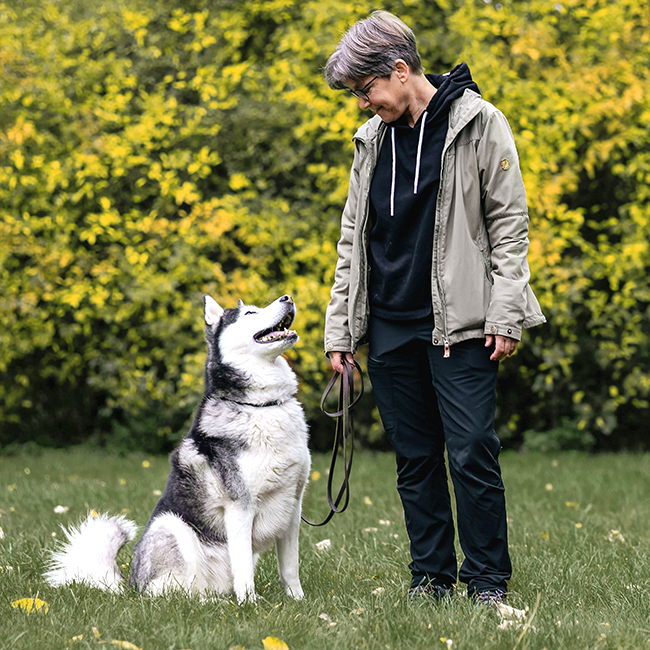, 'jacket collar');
352,88,484,148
